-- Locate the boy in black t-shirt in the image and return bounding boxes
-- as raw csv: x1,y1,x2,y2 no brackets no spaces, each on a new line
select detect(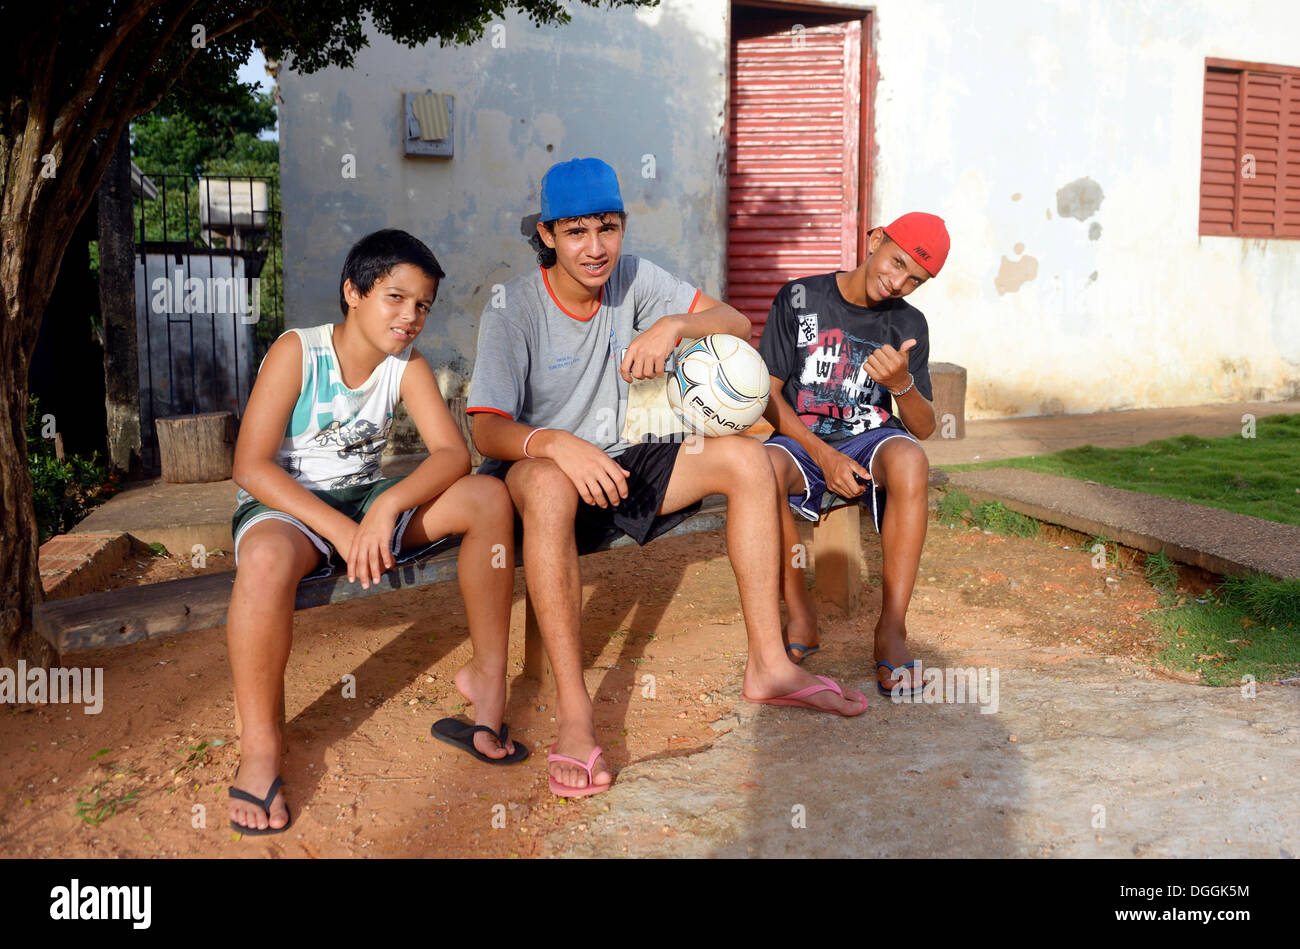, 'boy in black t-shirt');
758,212,950,697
